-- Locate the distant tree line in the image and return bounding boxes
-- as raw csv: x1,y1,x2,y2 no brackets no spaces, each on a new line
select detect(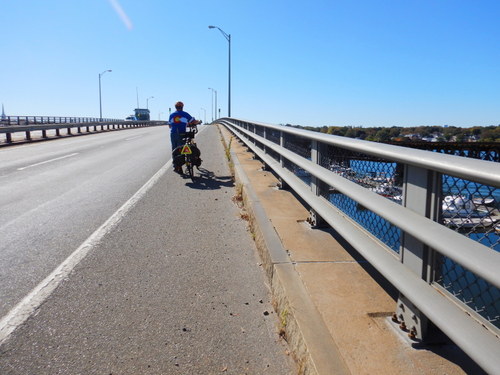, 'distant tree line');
284,124,500,143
